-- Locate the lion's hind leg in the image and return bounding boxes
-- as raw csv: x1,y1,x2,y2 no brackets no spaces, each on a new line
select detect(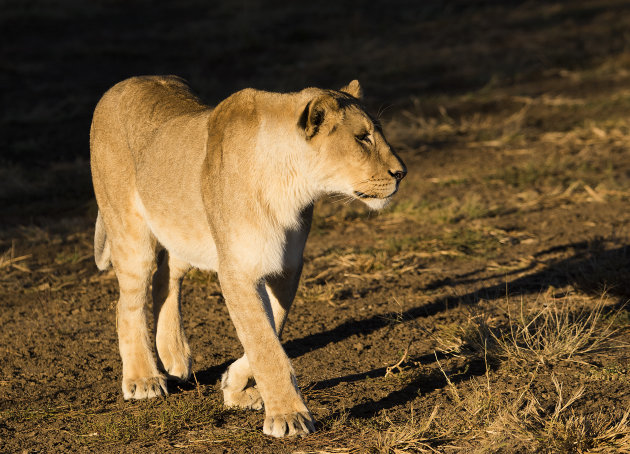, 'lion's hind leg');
108,212,167,400
152,250,192,382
